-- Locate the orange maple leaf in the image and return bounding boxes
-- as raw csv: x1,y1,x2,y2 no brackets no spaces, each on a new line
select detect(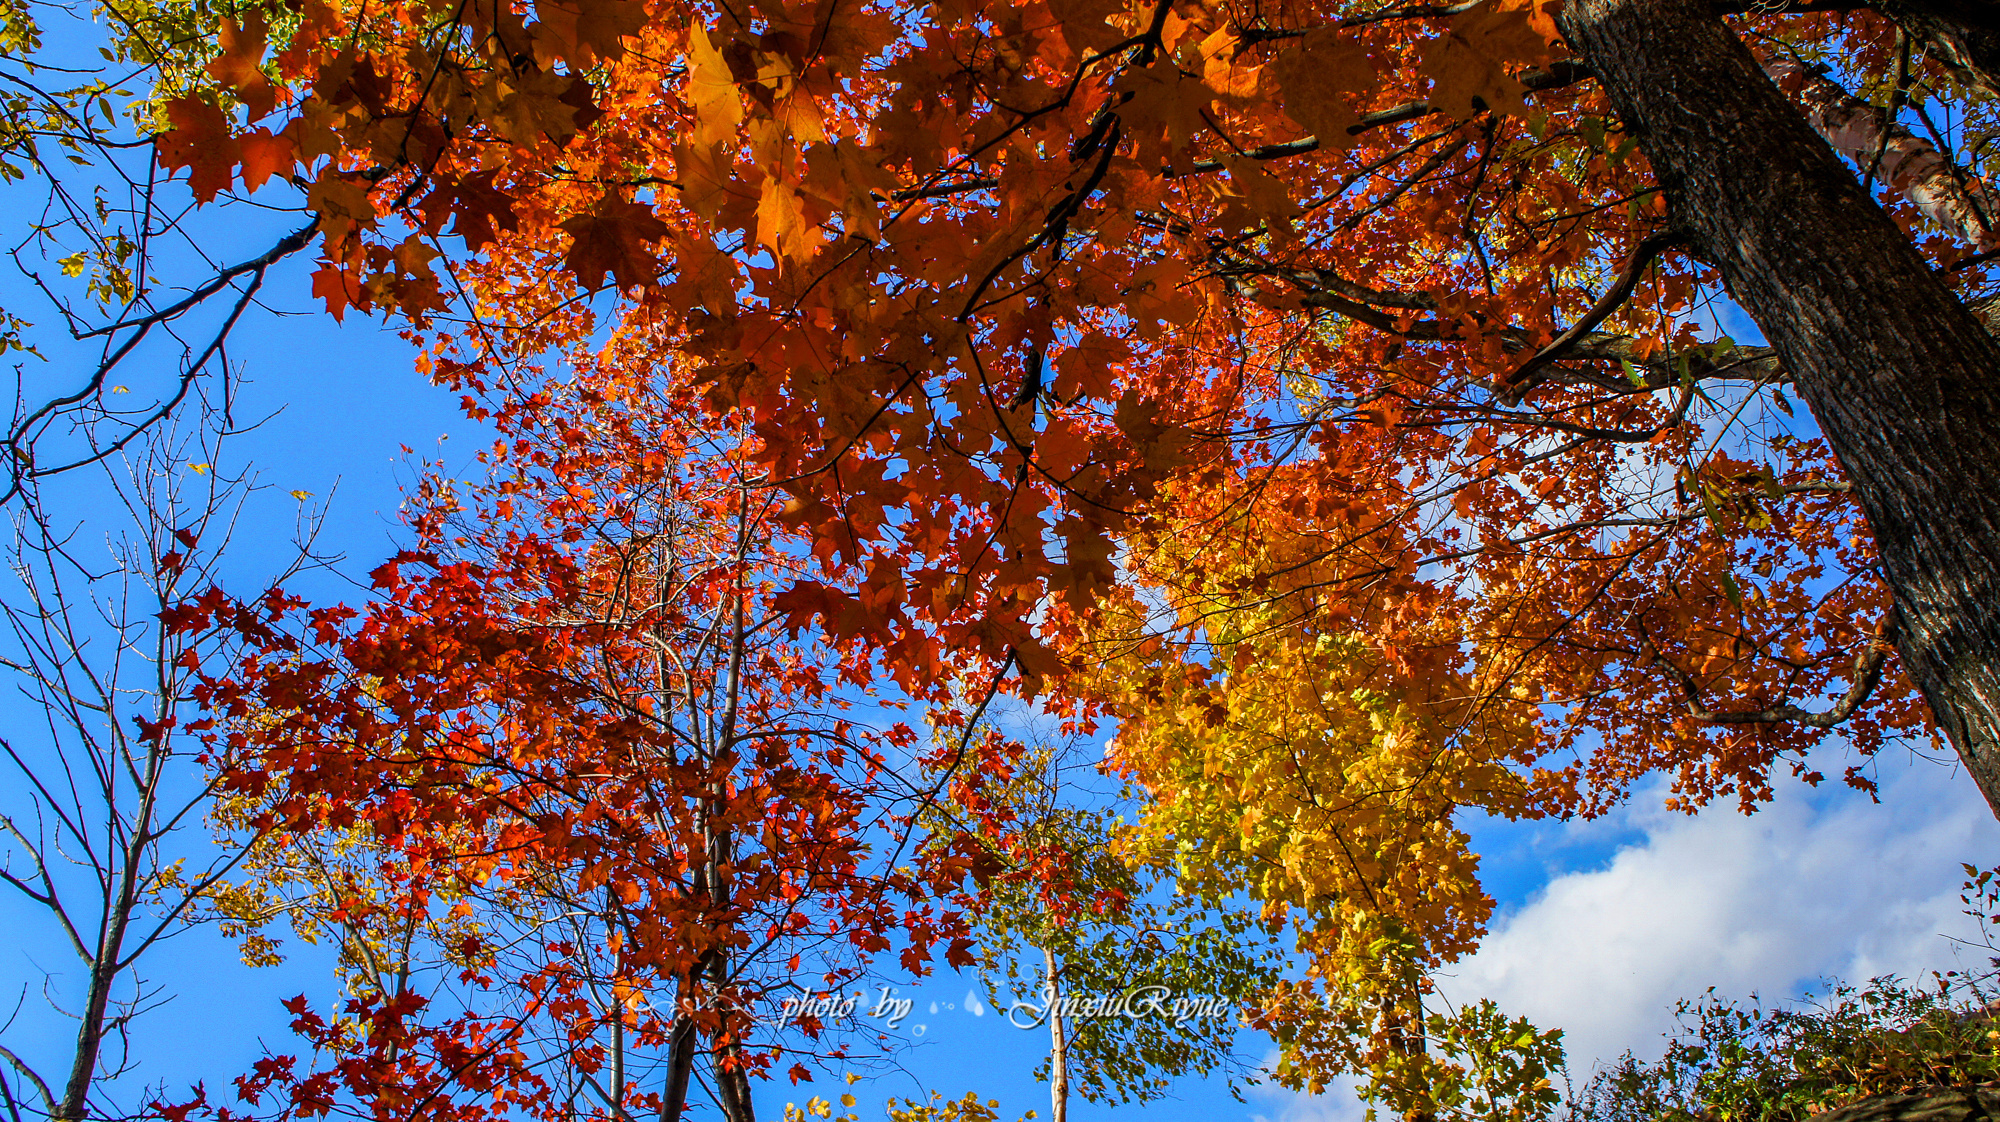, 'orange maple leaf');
310,264,361,322
755,177,816,261
1271,29,1374,147
1116,56,1208,169
534,0,647,65
560,197,671,291
154,97,240,203
1420,0,1561,119
208,12,277,120
236,128,295,193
